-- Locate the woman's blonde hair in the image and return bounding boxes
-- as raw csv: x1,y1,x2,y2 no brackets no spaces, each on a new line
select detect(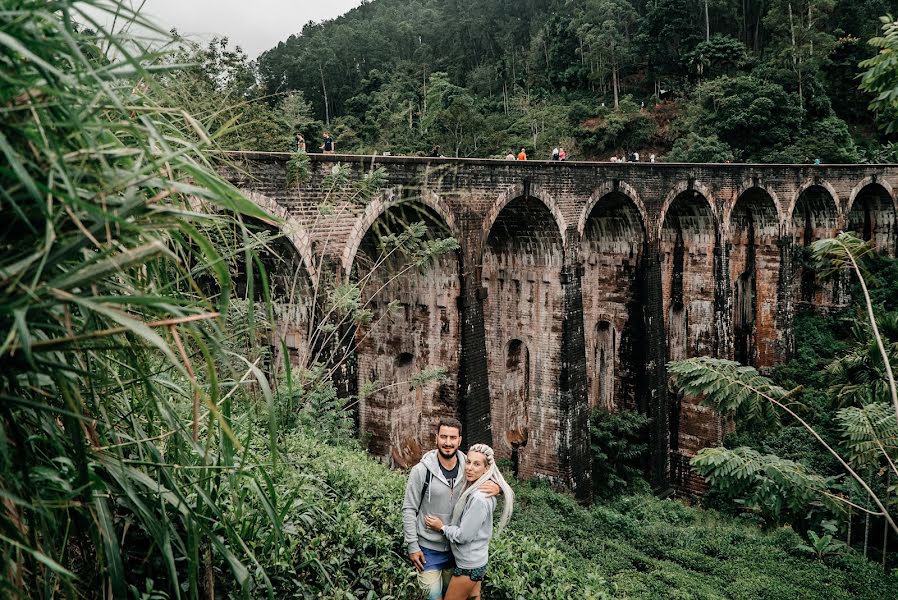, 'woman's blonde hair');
450,443,514,534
